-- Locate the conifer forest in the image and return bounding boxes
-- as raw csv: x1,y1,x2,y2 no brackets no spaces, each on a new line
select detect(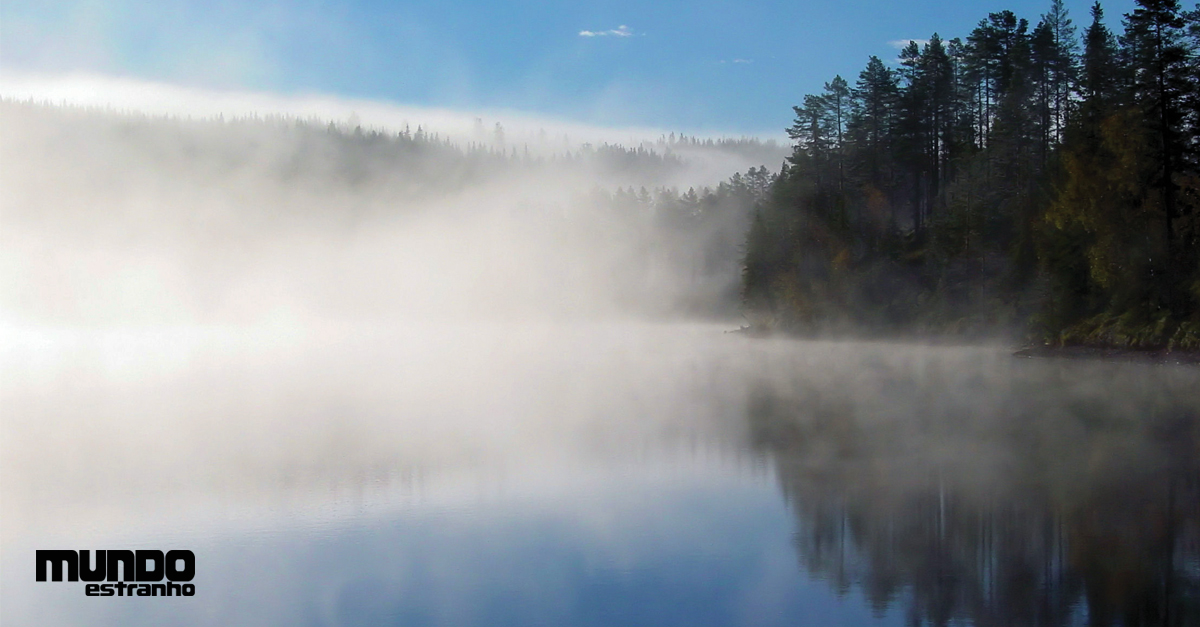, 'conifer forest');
740,0,1200,350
